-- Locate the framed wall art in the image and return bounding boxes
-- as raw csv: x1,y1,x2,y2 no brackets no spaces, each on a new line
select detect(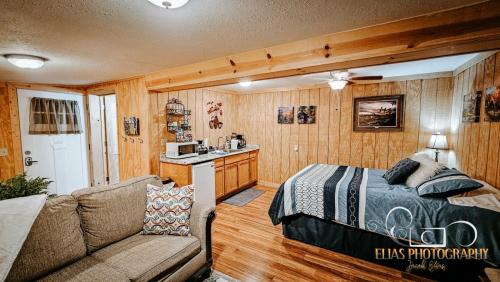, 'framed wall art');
462,90,481,122
123,117,140,136
485,85,500,122
277,106,294,124
353,95,404,132
297,106,316,124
